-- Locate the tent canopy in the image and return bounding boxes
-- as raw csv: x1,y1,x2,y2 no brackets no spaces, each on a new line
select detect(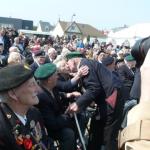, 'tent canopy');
109,23,150,39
